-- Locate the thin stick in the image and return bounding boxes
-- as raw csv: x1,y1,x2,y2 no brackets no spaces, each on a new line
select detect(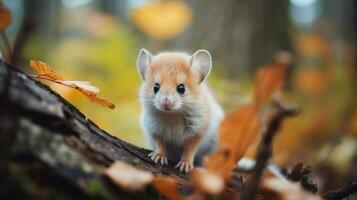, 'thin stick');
30,75,88,92
323,182,357,200
240,100,299,200
11,18,35,66
30,75,115,109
